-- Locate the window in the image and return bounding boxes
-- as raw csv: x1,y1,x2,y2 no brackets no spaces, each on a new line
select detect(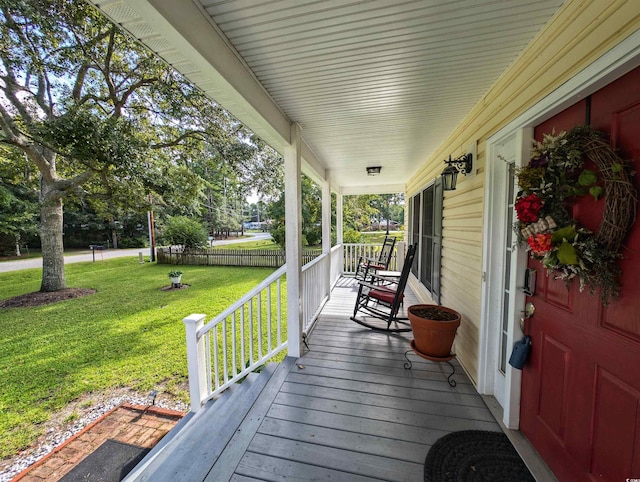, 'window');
409,178,443,302
410,194,420,278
